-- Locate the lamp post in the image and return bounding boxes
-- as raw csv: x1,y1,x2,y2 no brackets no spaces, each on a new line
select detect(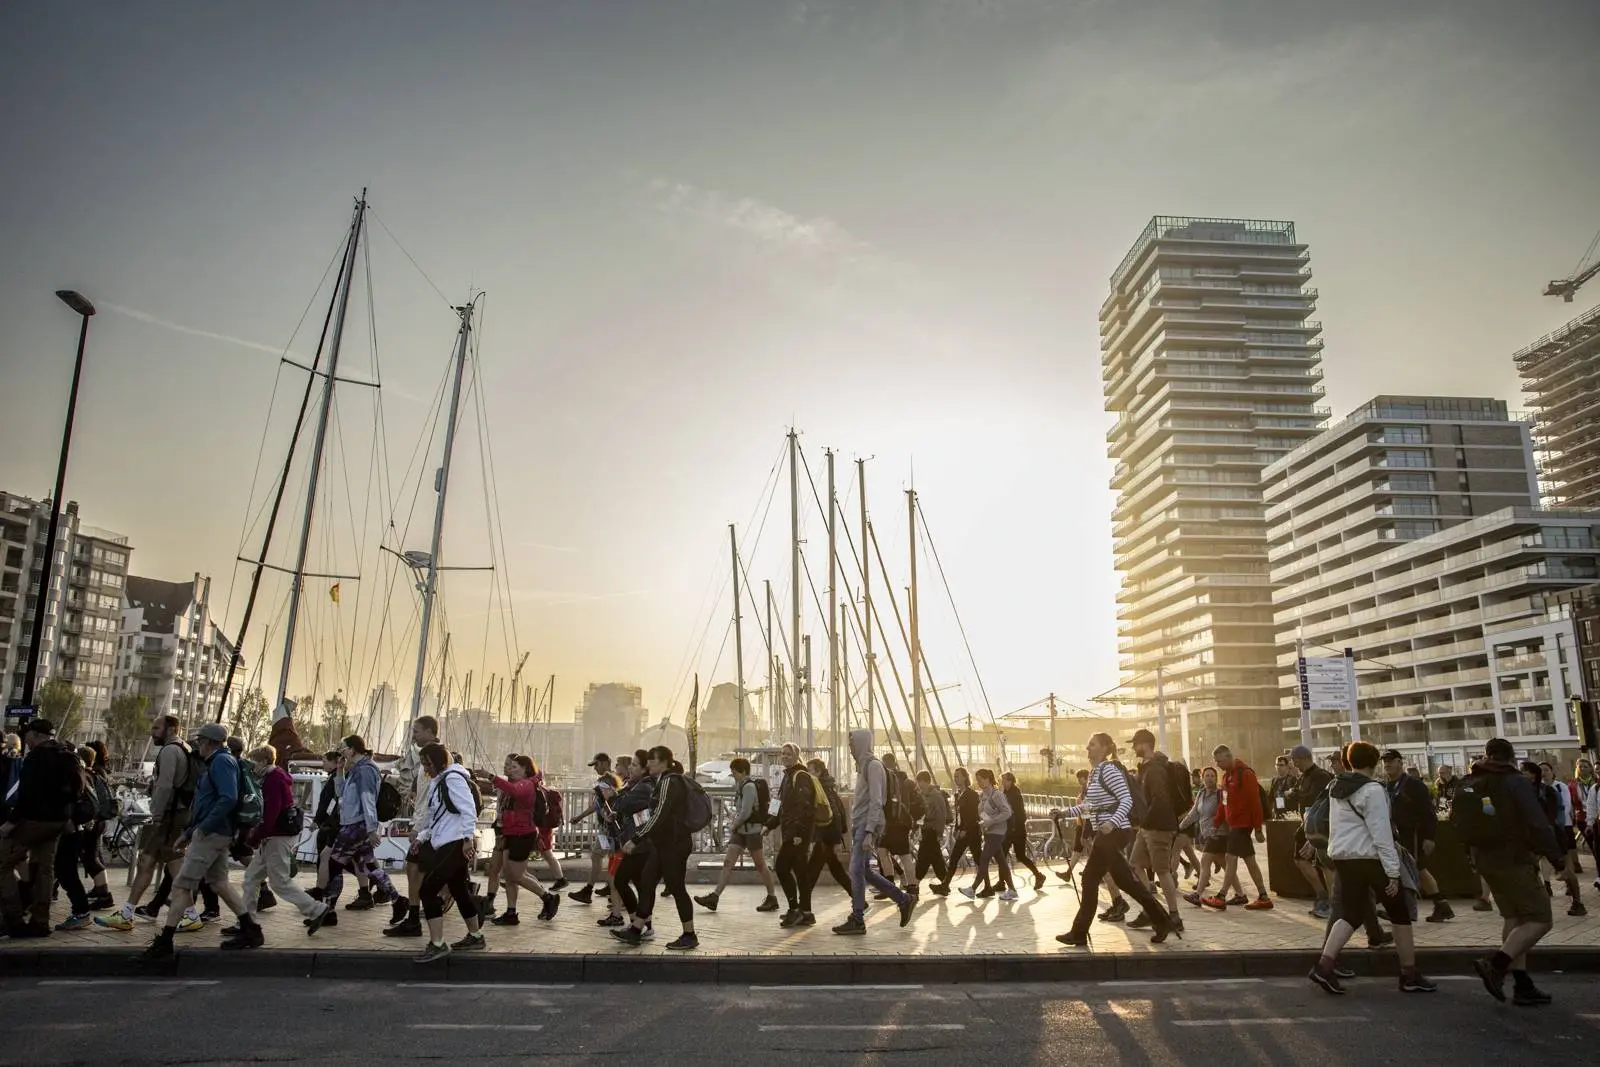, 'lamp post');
17,291,96,710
